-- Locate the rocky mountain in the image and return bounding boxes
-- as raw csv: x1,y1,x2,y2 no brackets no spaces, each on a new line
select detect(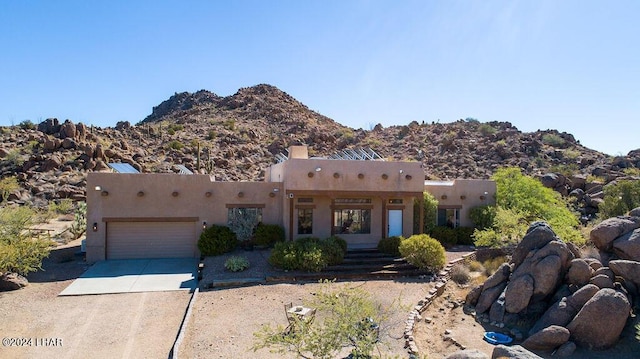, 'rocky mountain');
1,84,639,214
